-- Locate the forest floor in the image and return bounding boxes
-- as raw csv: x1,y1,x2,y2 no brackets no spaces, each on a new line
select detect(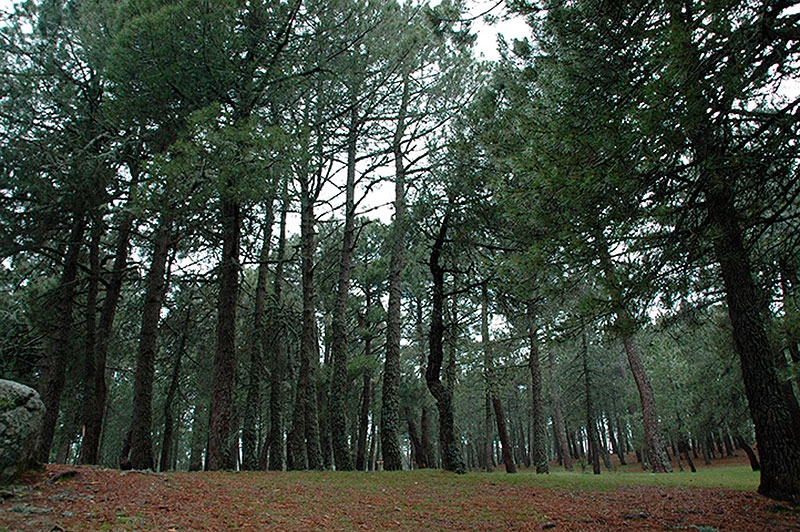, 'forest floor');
1,455,798,531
